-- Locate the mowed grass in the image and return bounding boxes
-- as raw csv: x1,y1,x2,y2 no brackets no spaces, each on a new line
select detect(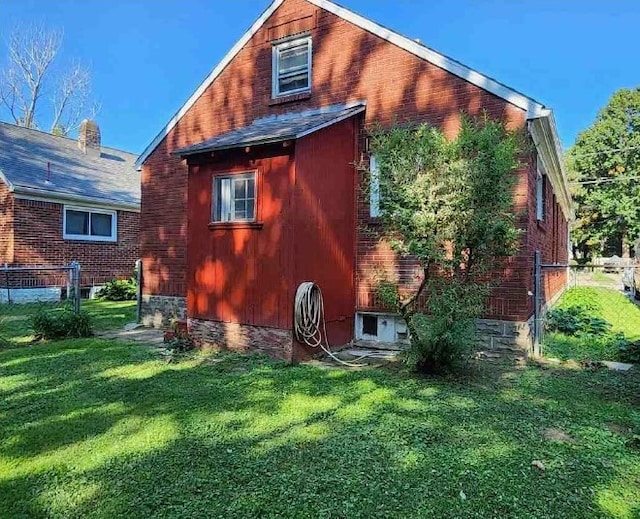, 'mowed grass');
1,322,640,517
544,287,640,361
0,300,136,344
